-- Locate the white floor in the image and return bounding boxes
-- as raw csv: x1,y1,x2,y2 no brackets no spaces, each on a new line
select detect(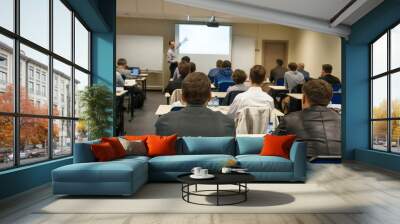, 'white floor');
1,162,400,224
